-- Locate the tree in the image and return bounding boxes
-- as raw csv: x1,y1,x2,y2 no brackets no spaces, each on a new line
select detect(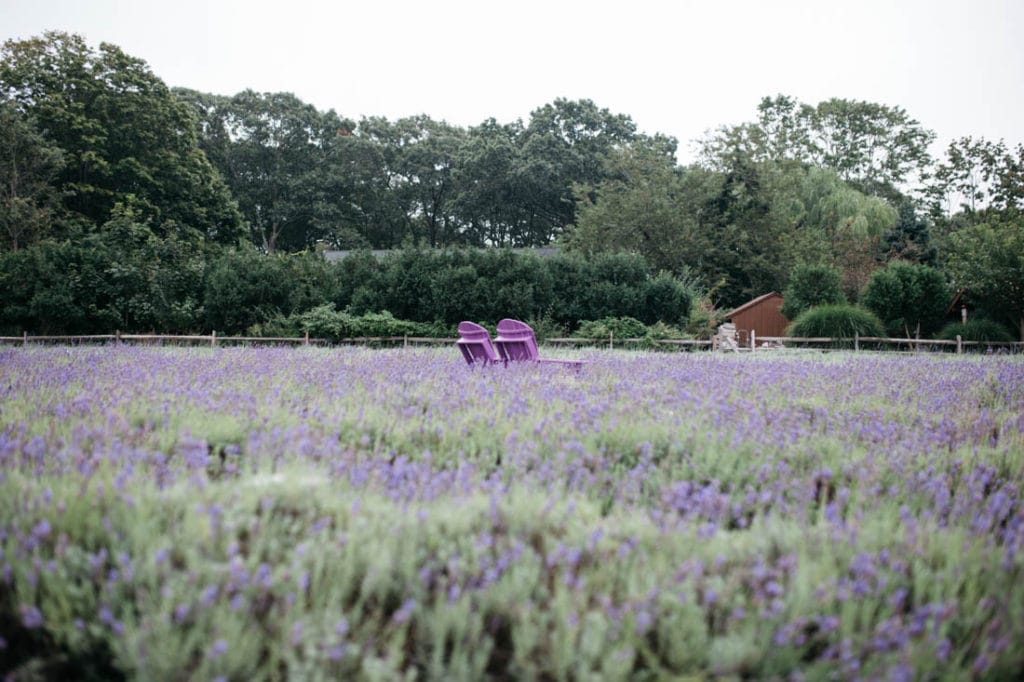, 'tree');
0,32,243,242
884,199,935,264
326,119,410,248
178,88,356,252
566,145,706,273
798,168,897,299
780,263,845,319
861,262,949,339
452,118,530,247
0,101,64,250
700,95,936,201
942,217,1024,341
517,99,655,244
926,137,1024,220
390,115,466,247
